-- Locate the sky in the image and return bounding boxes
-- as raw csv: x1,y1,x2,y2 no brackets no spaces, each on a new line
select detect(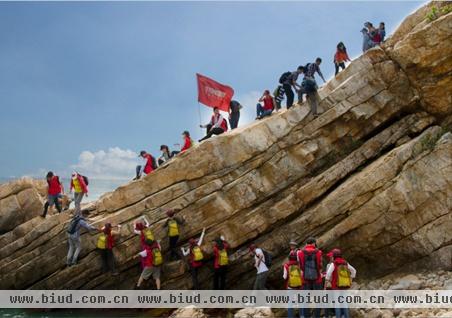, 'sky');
0,1,424,180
